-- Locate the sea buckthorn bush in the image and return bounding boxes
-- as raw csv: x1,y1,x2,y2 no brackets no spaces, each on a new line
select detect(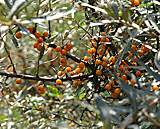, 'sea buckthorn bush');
0,0,160,128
